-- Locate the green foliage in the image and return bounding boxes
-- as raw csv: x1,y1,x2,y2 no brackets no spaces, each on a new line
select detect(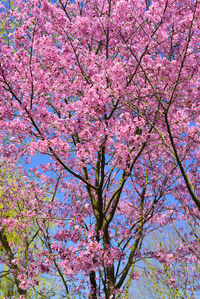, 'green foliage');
0,164,60,298
129,227,200,299
0,0,20,46
0,266,18,298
